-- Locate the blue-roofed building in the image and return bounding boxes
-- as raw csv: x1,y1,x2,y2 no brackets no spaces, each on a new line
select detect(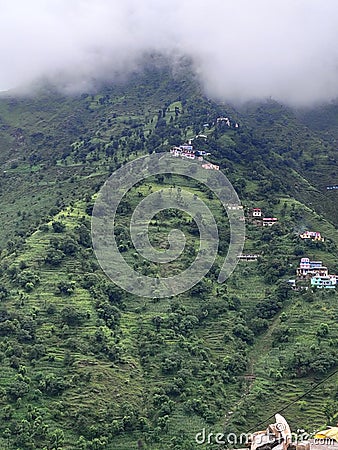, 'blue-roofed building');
311,275,336,289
